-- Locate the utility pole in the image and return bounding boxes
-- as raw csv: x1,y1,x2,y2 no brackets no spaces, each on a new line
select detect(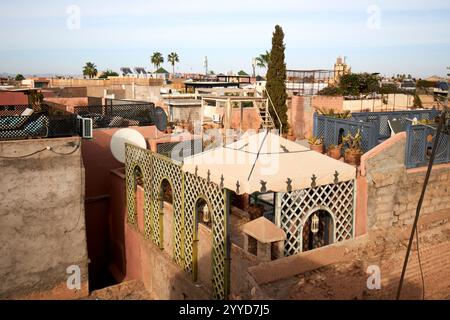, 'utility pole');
252,58,256,78
446,67,450,108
